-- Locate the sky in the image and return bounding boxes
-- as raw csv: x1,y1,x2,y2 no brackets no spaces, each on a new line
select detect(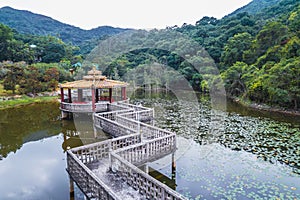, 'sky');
0,0,252,30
